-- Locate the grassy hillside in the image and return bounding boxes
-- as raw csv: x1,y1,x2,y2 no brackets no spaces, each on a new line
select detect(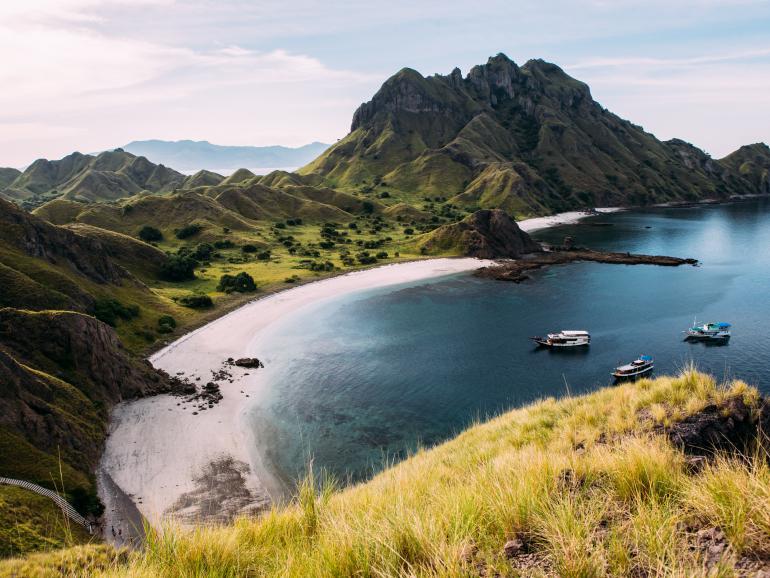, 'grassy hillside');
2,369,768,576
1,150,184,209
0,486,94,558
301,54,770,218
